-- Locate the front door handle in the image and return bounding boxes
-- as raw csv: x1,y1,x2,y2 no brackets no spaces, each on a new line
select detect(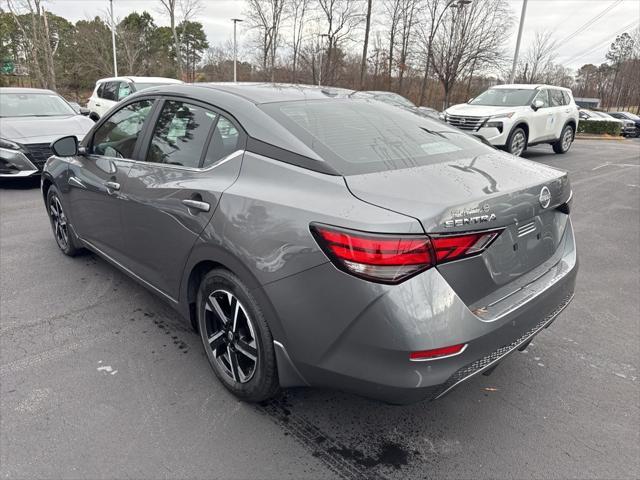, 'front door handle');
182,199,210,212
104,181,120,193
95,103,101,107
